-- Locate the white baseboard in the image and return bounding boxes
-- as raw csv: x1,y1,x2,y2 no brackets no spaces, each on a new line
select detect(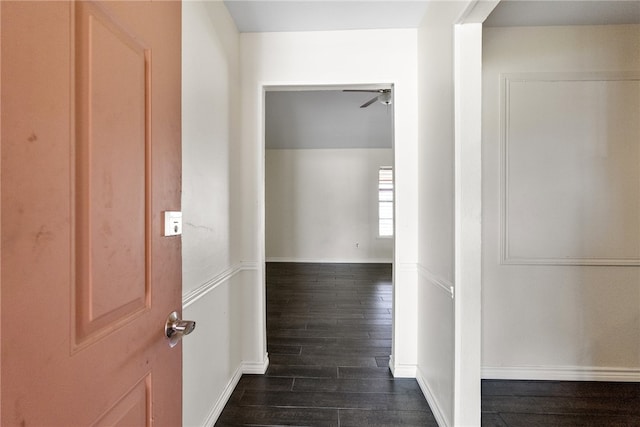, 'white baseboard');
482,365,640,382
203,366,243,427
242,353,270,374
416,366,450,427
389,356,417,378
203,355,270,426
265,257,392,264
